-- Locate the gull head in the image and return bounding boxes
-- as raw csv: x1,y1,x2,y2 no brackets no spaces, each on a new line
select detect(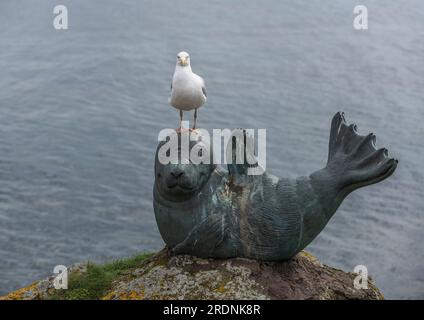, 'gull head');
176,51,190,67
